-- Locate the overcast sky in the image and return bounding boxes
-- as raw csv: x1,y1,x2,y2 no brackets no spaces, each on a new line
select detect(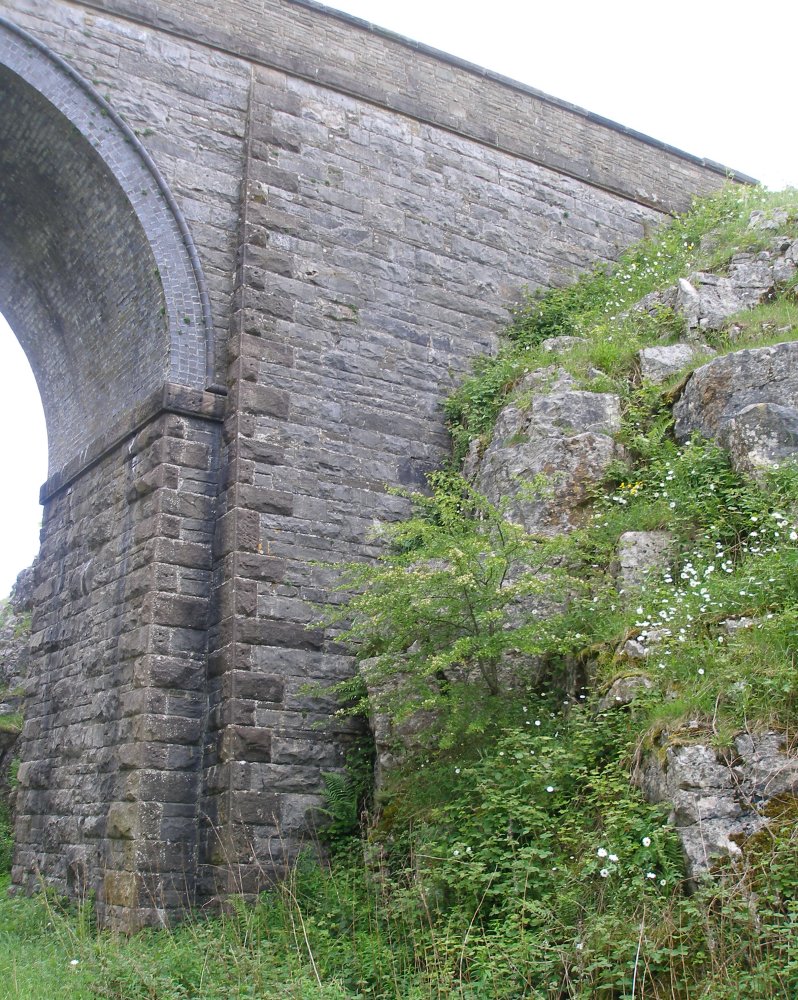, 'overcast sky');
1,0,796,596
